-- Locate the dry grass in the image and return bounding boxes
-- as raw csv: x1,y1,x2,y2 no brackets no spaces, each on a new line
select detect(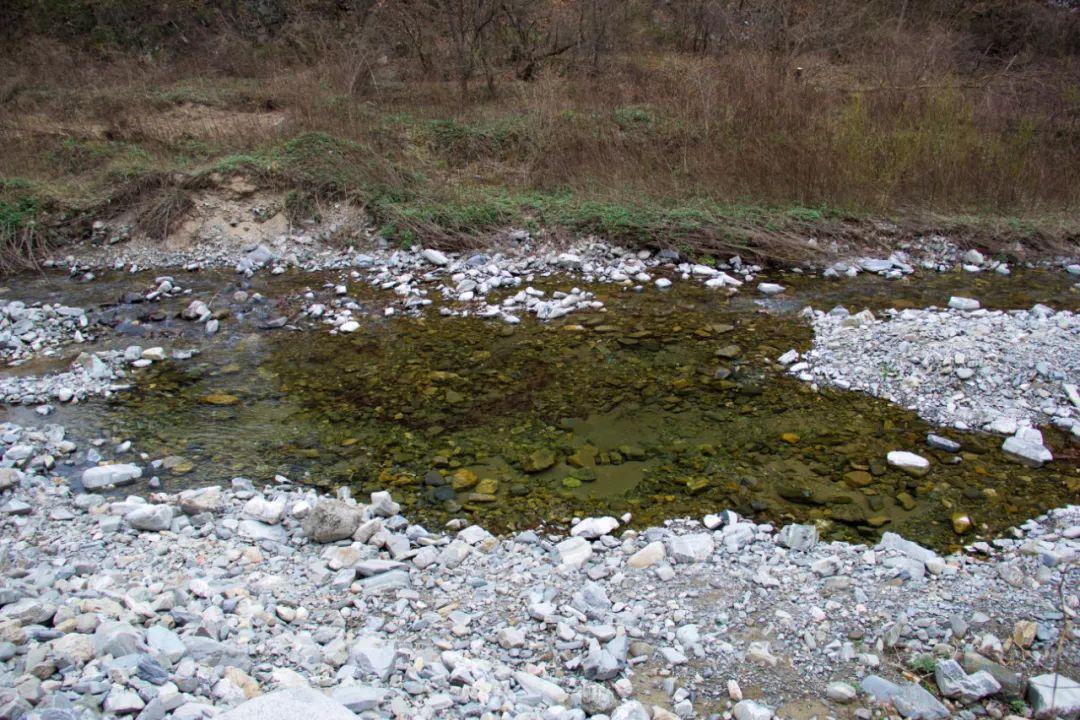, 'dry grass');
1,5,1079,265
